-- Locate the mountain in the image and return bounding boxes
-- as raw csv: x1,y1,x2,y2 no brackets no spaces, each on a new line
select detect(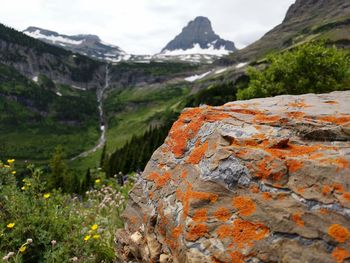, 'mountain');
155,16,236,63
24,26,129,63
224,0,350,64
